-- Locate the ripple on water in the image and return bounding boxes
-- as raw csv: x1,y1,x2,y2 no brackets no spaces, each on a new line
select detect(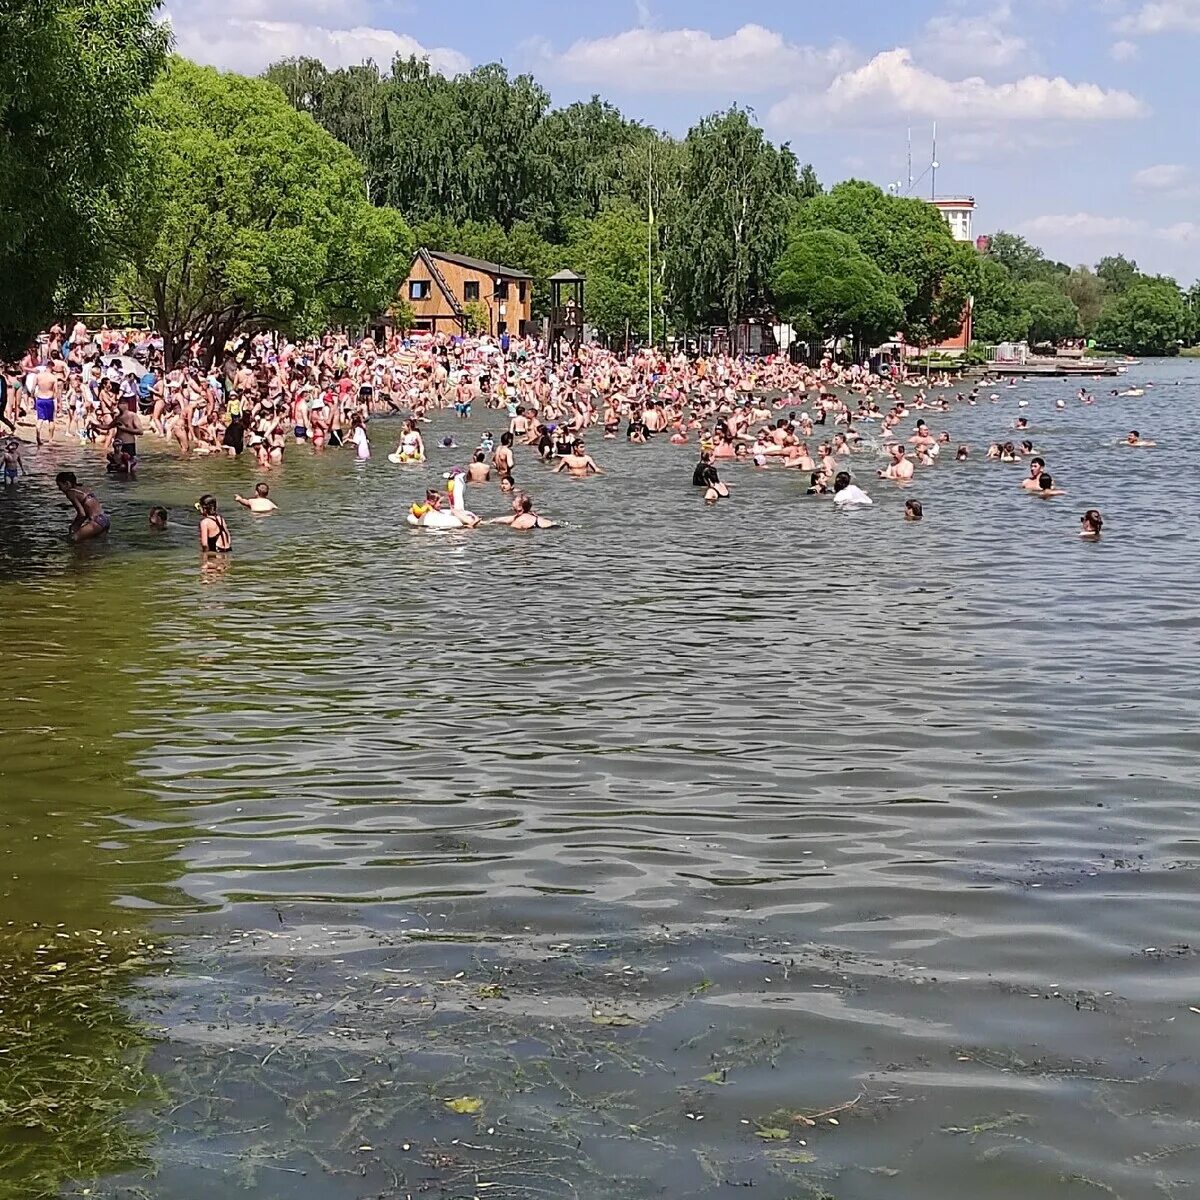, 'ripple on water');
3,371,1200,1198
